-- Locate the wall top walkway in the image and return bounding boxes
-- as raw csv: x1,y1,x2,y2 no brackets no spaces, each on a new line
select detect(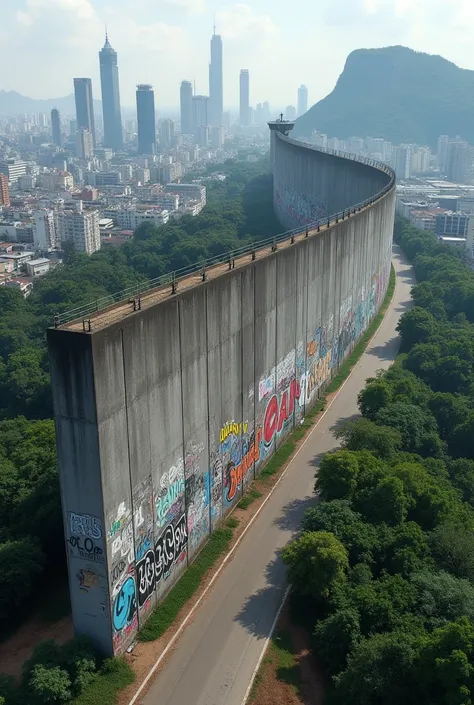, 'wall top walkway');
53,141,396,333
